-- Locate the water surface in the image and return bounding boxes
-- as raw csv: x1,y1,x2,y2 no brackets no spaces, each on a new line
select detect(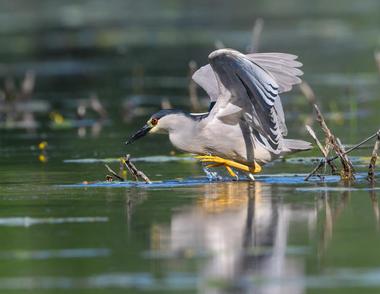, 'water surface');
1,0,380,293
